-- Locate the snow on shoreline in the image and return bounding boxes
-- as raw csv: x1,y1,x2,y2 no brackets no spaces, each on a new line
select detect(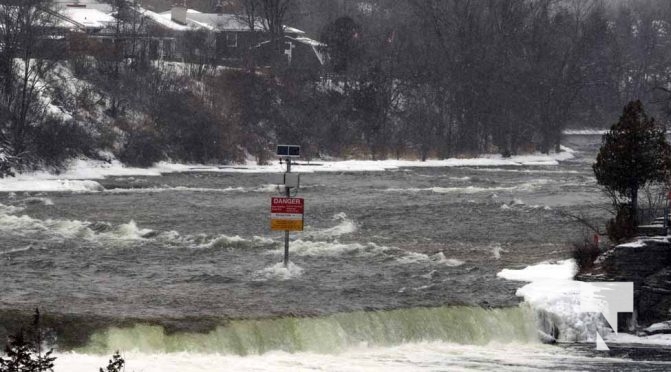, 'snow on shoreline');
498,259,671,346
562,129,608,135
0,148,575,193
